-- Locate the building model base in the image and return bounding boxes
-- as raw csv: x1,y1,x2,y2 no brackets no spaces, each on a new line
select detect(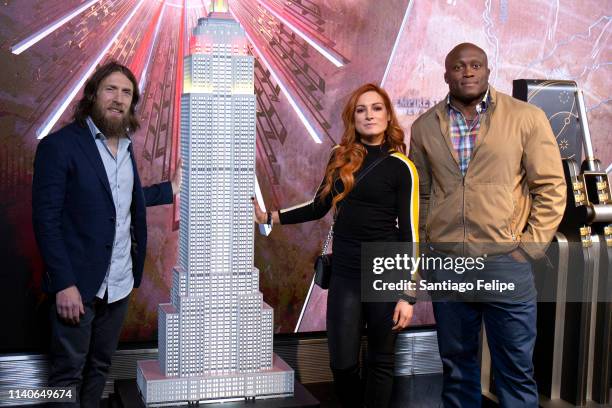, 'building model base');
137,354,293,405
